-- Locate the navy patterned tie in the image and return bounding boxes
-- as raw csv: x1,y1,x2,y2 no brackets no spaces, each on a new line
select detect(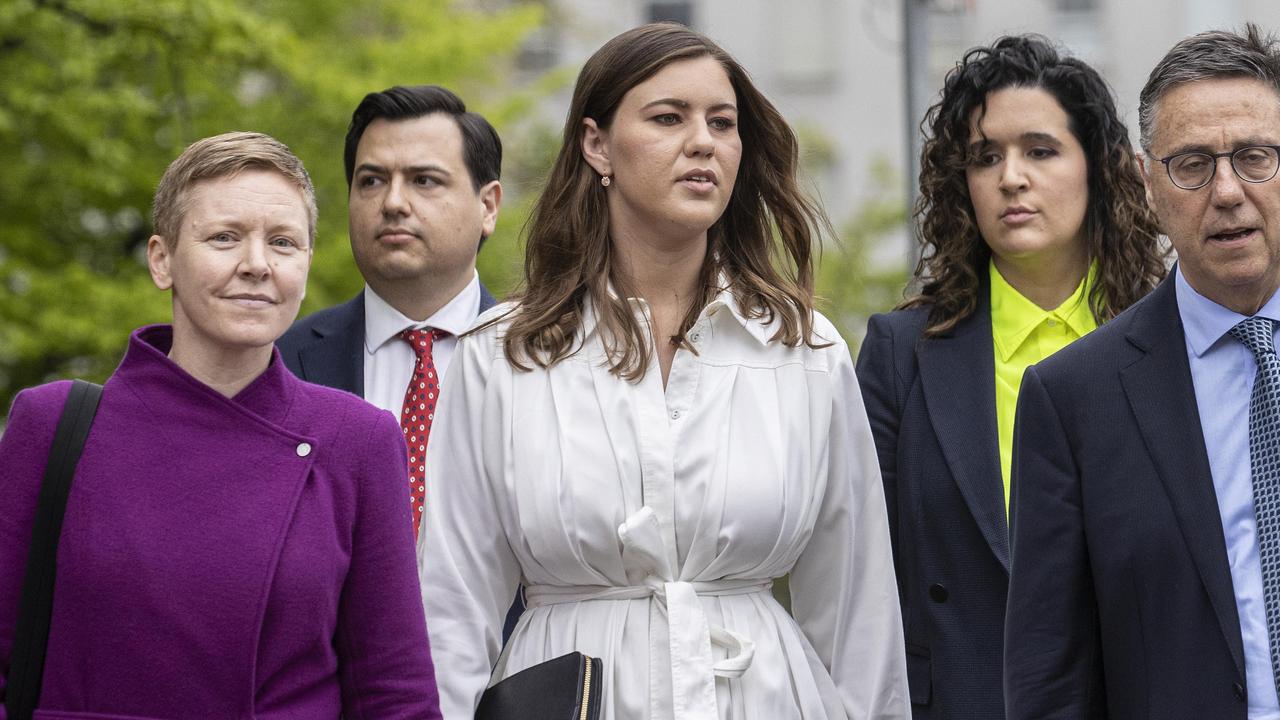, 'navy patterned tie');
1230,315,1280,693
